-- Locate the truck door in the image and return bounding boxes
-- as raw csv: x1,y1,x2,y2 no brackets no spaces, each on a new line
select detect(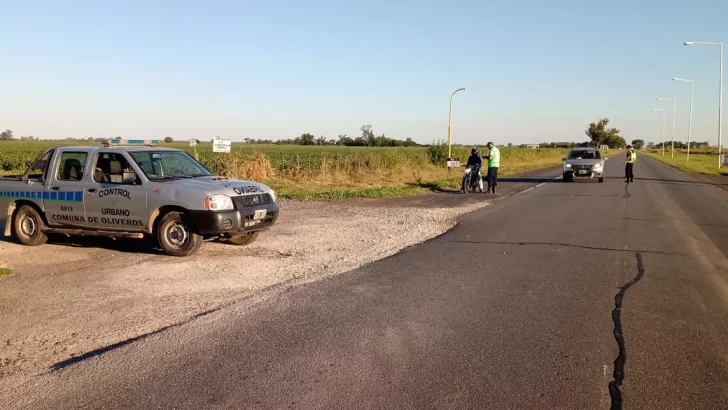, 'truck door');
83,151,147,231
44,149,91,228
